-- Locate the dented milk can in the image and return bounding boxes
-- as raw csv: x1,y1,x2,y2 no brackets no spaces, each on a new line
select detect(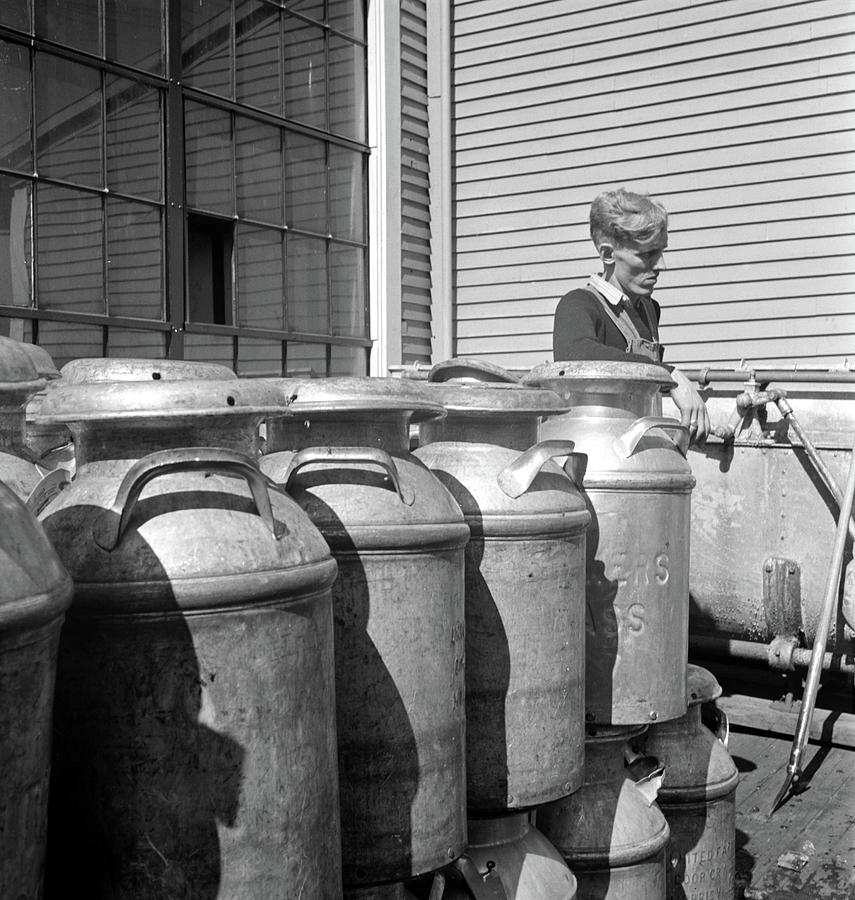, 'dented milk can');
0,335,48,502
0,480,73,900
36,376,342,900
524,361,695,726
414,360,590,812
260,376,470,886
537,725,670,900
636,665,738,900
